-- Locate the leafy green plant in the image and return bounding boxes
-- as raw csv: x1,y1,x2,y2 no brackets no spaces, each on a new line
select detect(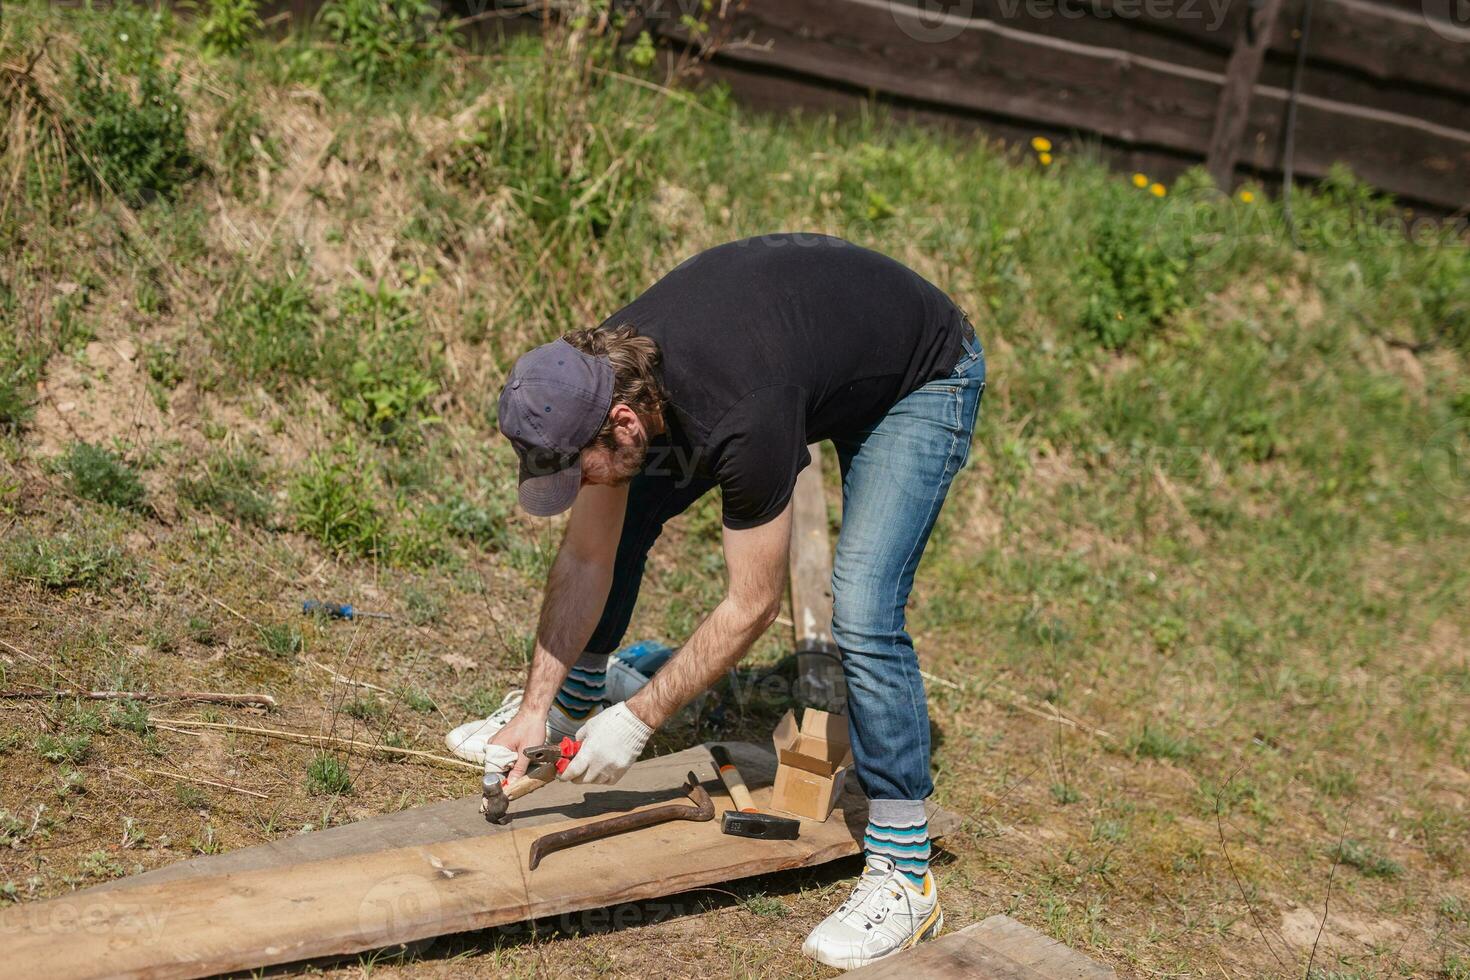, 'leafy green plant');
327,283,441,441
198,0,261,56
143,342,182,388
306,753,353,795
1079,210,1188,349
68,36,201,205
316,0,455,90
62,442,147,511
35,732,91,765
291,446,387,557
